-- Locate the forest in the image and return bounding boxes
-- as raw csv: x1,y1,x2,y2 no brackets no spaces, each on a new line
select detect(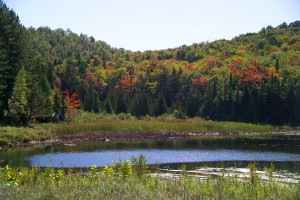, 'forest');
1,1,300,126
